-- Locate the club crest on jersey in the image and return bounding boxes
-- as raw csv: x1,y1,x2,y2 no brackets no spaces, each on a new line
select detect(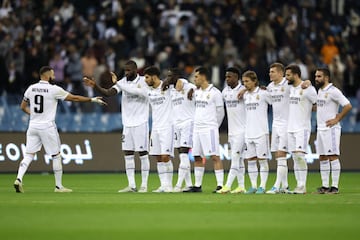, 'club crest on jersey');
300,90,303,95
181,90,184,94
325,93,328,98
256,94,259,100
207,94,210,99
281,87,285,92
137,84,141,88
